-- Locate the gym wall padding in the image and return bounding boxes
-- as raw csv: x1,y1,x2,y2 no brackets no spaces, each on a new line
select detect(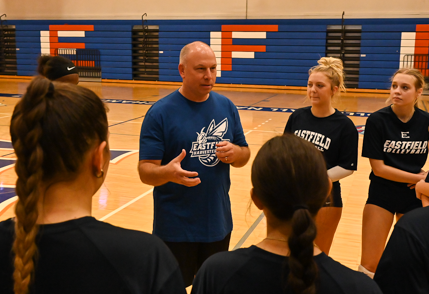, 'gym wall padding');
4,18,429,89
